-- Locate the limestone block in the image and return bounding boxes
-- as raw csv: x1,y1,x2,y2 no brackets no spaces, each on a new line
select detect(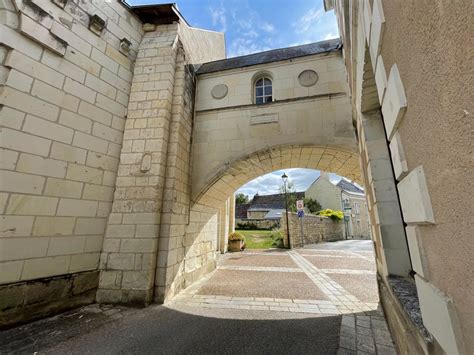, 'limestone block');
70,252,100,273
16,153,67,178
91,48,119,73
96,93,126,116
397,166,435,224
32,216,75,236
107,253,135,270
120,239,156,253
0,237,49,261
19,15,66,56
66,163,103,184
0,260,23,284
50,142,87,164
87,153,119,172
64,46,100,77
5,50,64,89
63,77,96,103
84,235,104,253
369,0,385,72
85,73,116,99
0,170,44,195
72,131,109,154
57,198,98,217
106,224,135,238
75,218,107,235
0,106,25,130
374,55,387,104
6,194,58,216
42,49,86,83
0,87,60,121
23,115,73,144
5,69,33,93
82,184,114,201
0,215,34,237
405,226,428,278
47,236,86,256
21,255,70,280
78,101,112,126
0,24,43,61
50,21,91,56
415,275,464,354
122,270,151,290
381,64,407,141
100,67,130,93
389,131,408,180
92,122,123,144
362,0,371,44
